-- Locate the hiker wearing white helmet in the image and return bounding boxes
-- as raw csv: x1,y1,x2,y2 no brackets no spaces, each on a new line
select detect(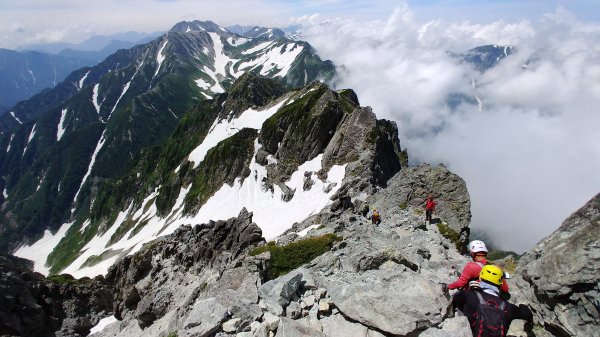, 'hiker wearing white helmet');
448,240,510,293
